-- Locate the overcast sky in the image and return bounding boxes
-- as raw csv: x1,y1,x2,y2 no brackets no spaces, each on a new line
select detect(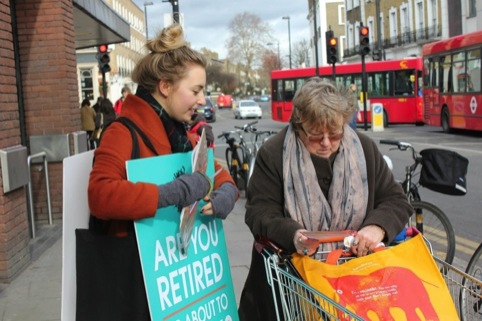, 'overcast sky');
133,0,310,59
